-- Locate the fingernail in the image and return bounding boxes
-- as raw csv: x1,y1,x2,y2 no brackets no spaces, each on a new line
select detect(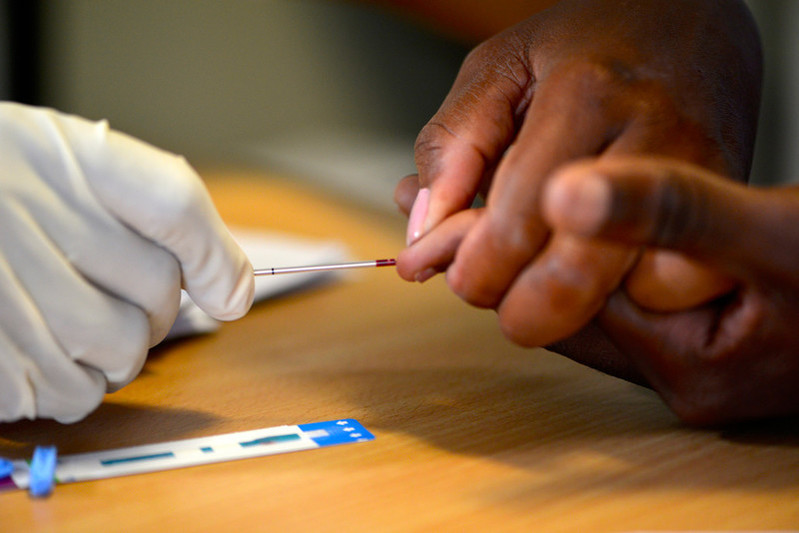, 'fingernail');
415,268,437,283
406,187,430,246
545,173,611,235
